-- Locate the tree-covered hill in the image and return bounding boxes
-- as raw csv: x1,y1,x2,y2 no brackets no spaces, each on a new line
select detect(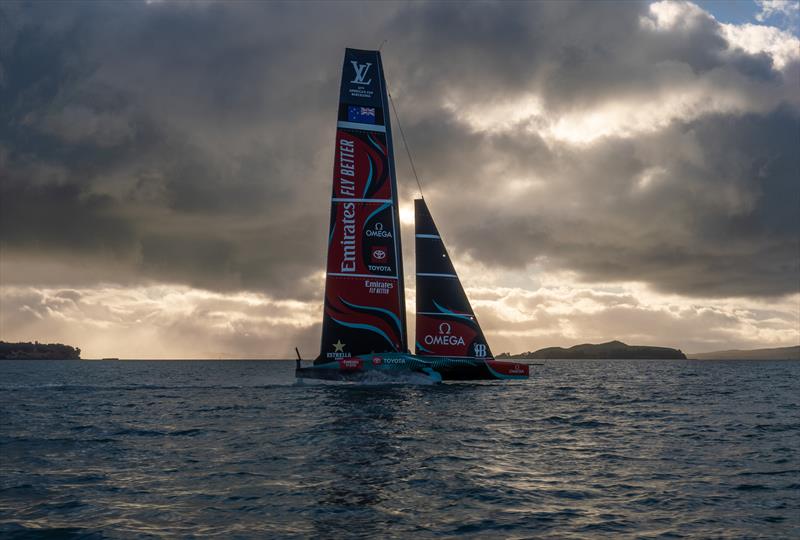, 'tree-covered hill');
0,341,81,360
